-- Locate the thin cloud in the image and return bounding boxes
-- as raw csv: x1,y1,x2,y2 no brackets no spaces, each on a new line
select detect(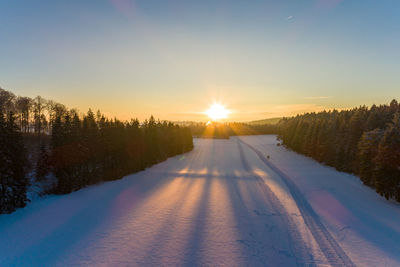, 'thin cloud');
286,15,294,20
